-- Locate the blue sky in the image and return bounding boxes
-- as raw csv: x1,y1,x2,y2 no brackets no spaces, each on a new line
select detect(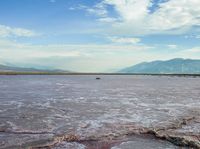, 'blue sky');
0,0,200,72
